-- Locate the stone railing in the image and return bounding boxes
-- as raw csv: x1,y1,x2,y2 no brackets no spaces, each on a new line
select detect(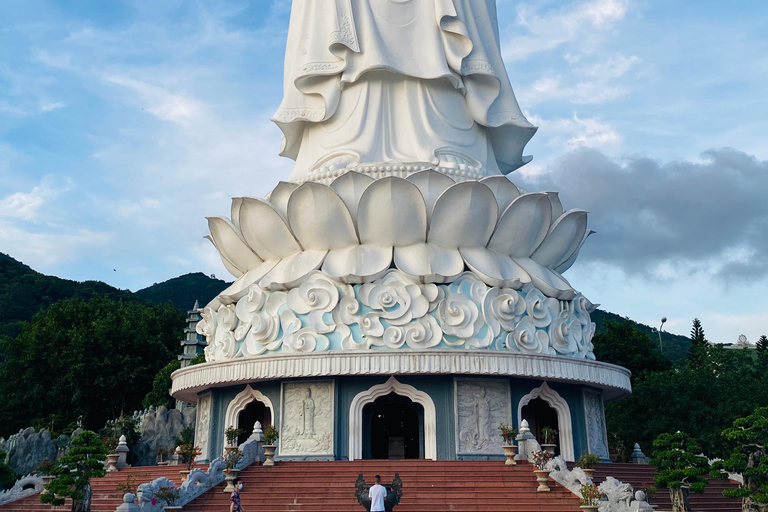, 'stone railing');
545,456,654,512
0,474,45,506
122,423,264,511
